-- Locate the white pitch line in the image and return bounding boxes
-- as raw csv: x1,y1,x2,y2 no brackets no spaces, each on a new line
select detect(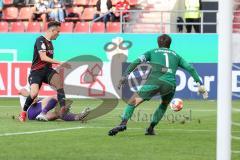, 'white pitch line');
232,122,240,127
0,126,226,137
0,106,218,112
114,108,217,112
189,109,216,112
0,105,17,108
232,108,240,112
232,136,240,140
232,150,240,154
0,126,239,137
0,126,84,137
